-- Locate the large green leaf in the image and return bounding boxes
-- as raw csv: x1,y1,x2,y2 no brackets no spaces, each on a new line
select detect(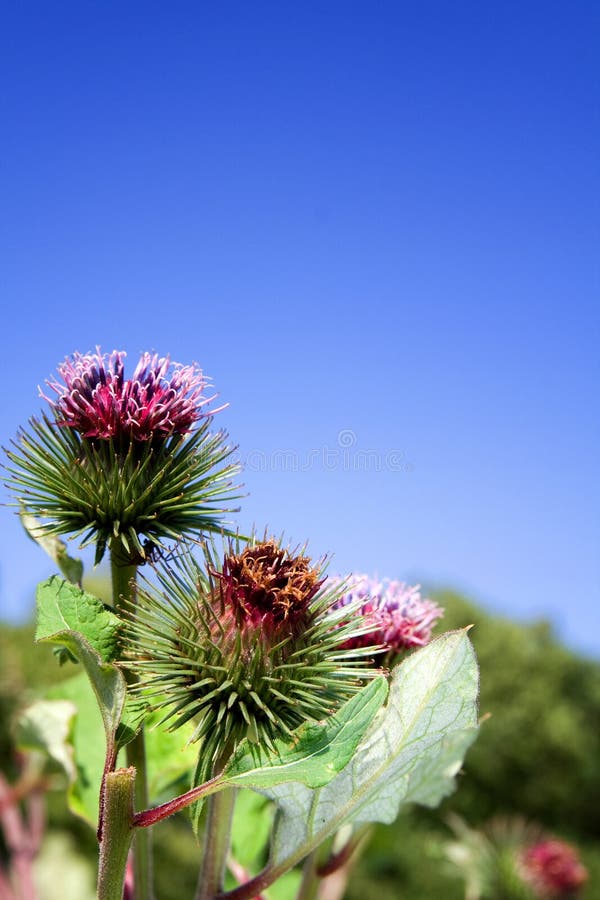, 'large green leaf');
260,631,479,880
36,577,126,747
188,676,388,834
223,676,388,790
